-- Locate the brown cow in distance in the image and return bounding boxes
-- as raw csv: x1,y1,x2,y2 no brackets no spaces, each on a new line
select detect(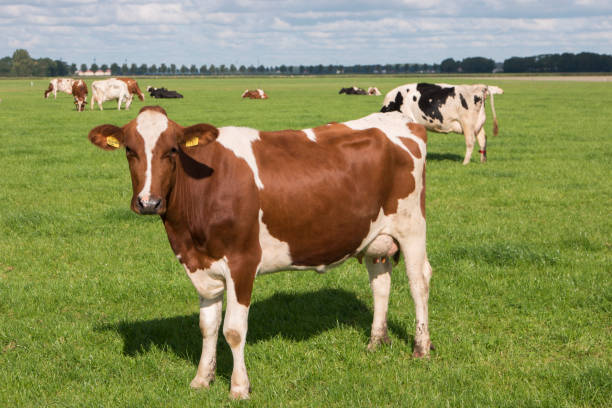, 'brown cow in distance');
241,89,268,99
114,77,145,101
71,80,88,111
87,106,432,399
